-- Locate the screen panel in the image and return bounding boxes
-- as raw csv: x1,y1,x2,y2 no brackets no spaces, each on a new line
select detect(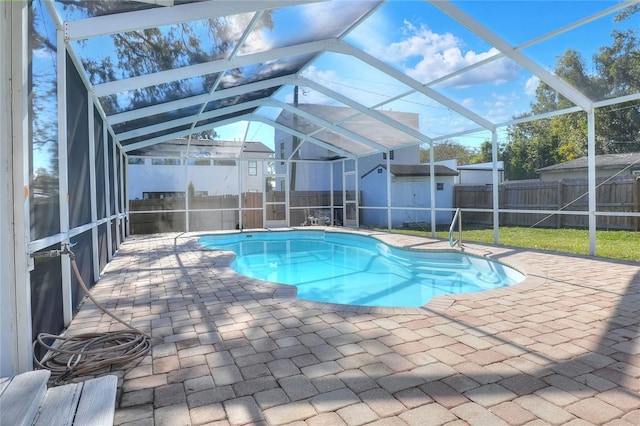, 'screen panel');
67,53,91,229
